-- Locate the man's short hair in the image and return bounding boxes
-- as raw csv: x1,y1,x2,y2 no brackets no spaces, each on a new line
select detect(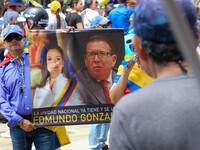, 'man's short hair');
133,0,198,65
139,37,183,66
86,35,115,54
133,0,198,43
